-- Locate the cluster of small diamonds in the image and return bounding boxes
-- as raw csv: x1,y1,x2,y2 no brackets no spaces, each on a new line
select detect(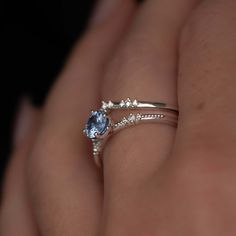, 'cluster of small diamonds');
101,101,114,110
113,113,138,129
113,113,165,130
92,140,101,156
119,98,138,108
102,98,139,110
